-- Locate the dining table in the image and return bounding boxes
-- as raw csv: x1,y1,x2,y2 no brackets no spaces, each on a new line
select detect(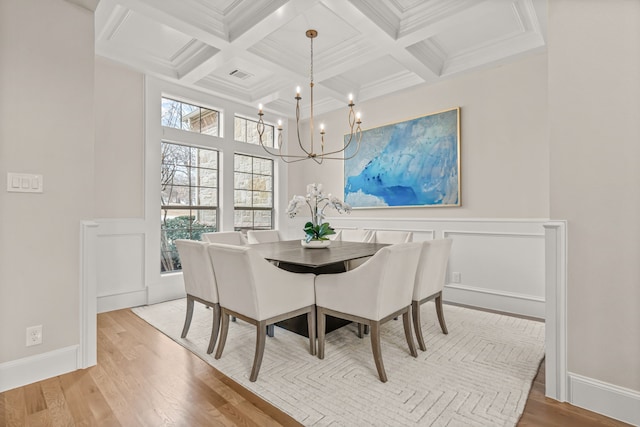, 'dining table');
250,239,389,337
250,239,388,273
